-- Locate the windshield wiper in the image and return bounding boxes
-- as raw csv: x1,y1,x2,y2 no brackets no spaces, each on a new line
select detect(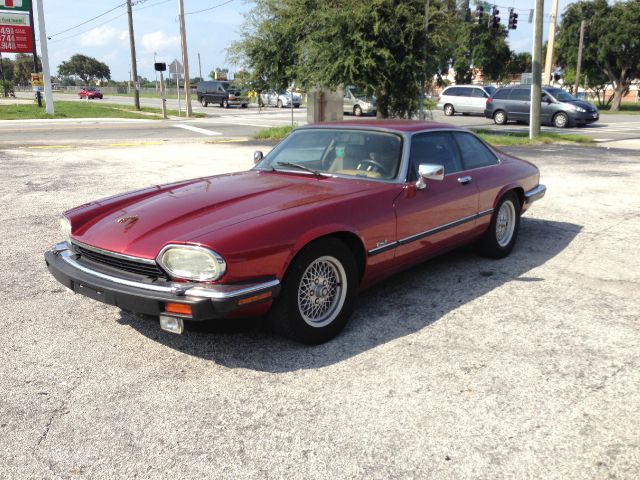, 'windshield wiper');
274,162,327,177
